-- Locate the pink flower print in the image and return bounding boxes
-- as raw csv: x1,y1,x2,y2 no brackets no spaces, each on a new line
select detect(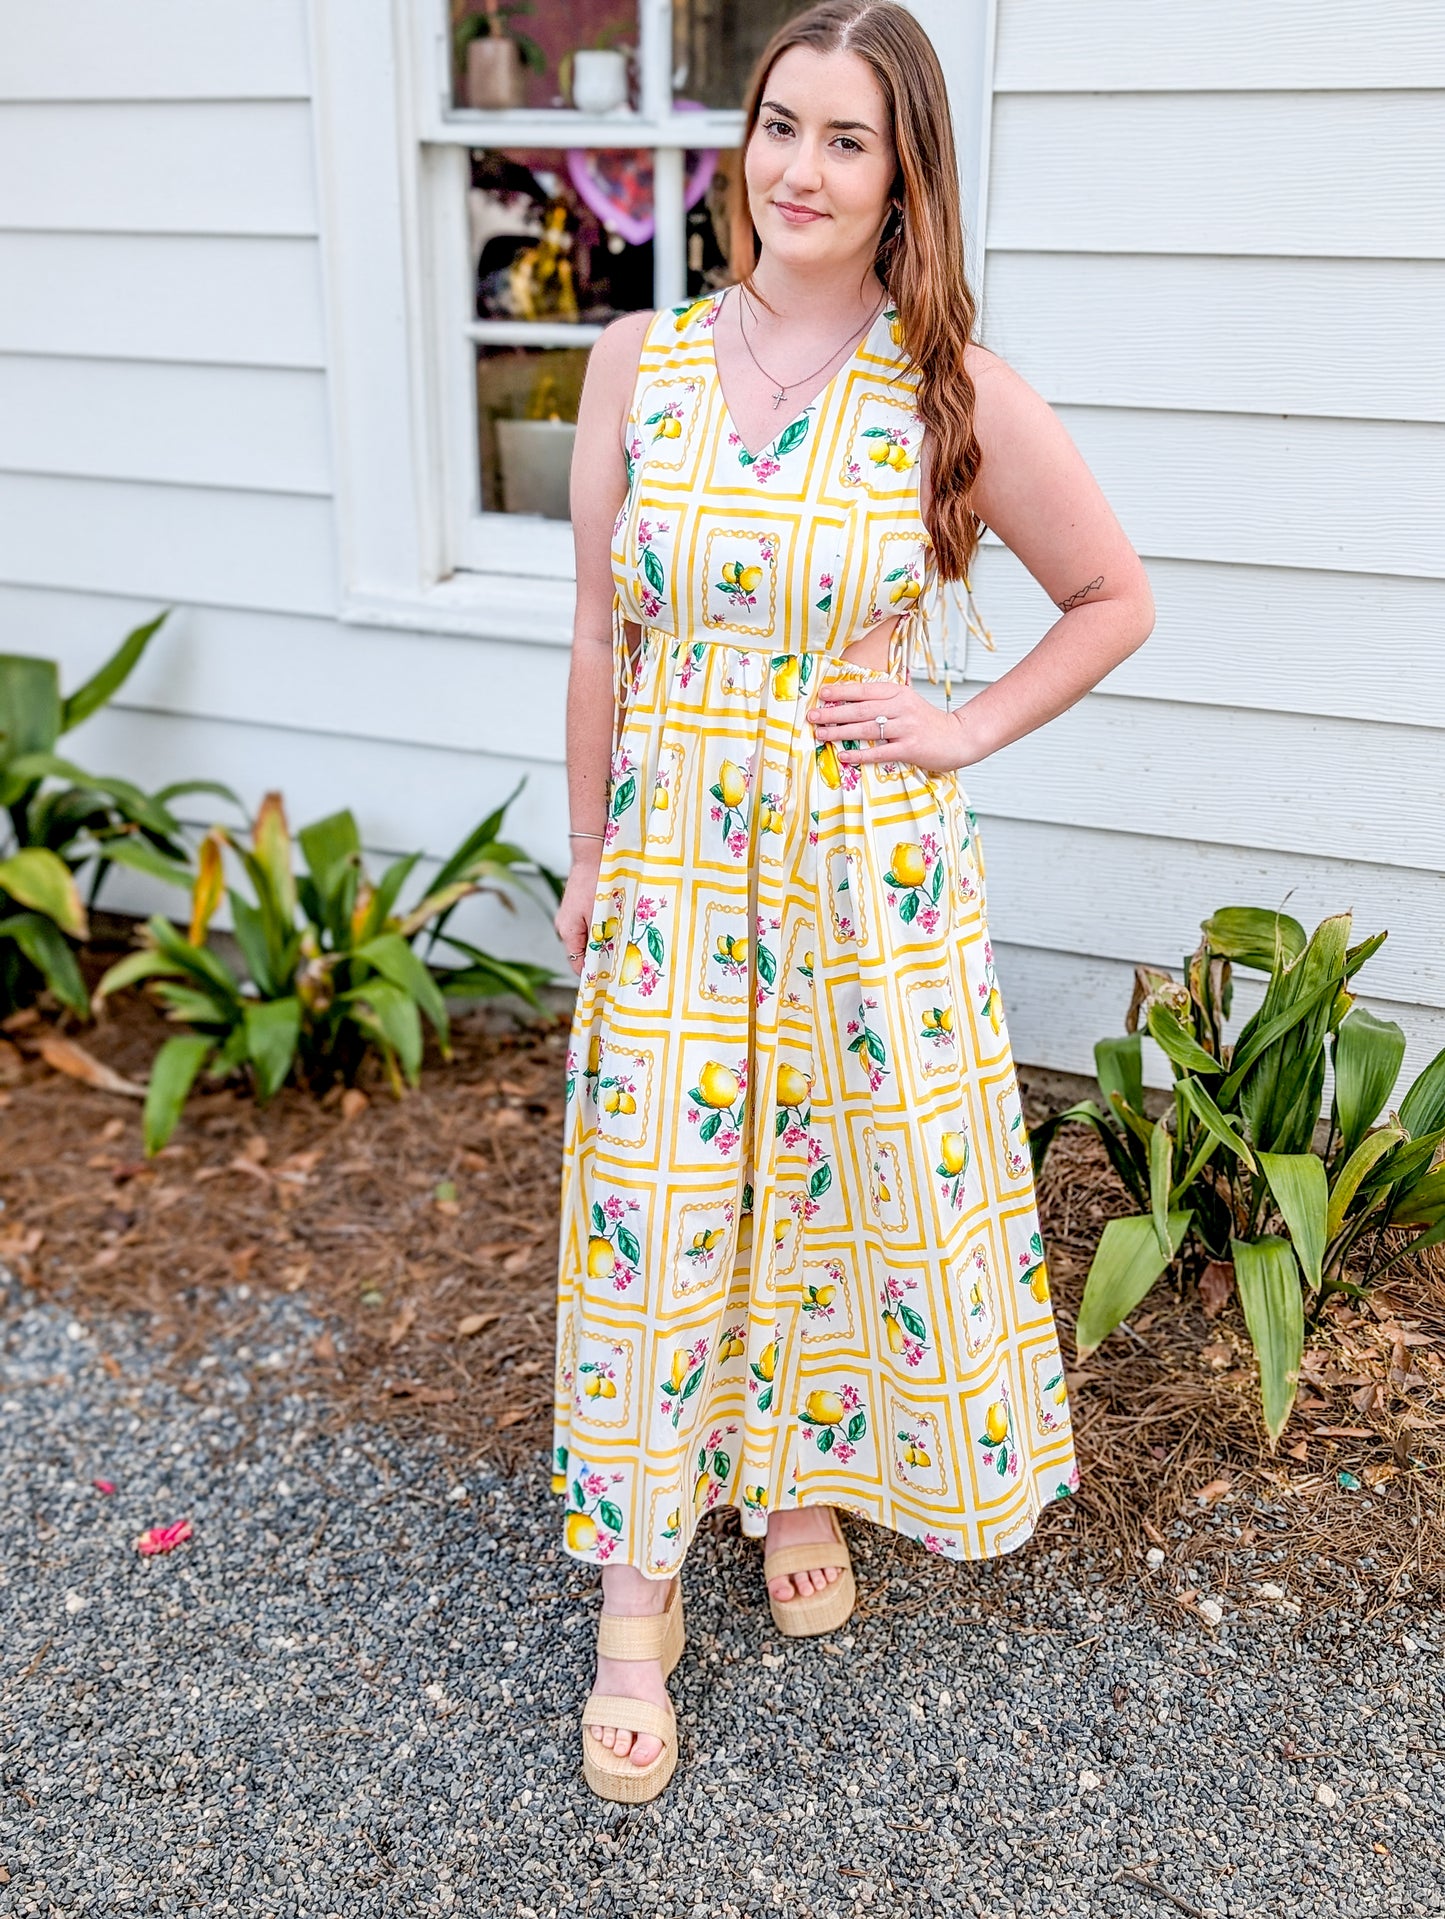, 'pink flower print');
752,456,781,483
726,828,747,857
818,572,833,590
759,536,778,563
636,896,658,922
833,1441,857,1463
727,429,741,447
840,1384,861,1412
603,1197,625,1221
584,1472,608,1497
